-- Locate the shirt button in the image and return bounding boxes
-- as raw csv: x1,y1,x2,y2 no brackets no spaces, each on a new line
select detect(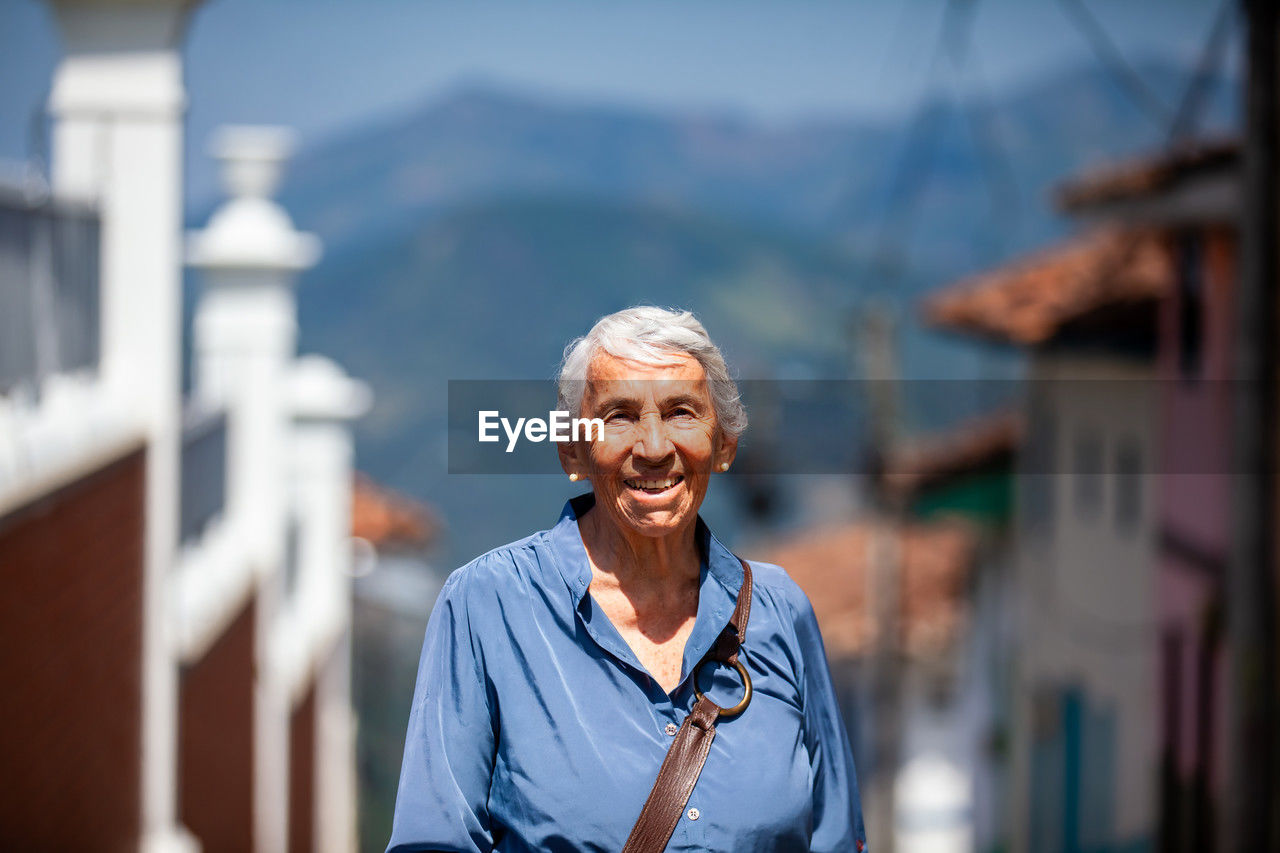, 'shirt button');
665,723,679,736
687,807,700,821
